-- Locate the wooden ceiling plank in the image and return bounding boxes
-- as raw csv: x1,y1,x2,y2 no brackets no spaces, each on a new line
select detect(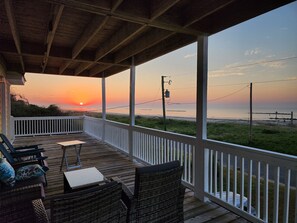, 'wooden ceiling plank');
4,0,25,72
150,0,180,20
42,4,64,72
95,23,144,61
0,40,130,68
111,0,124,12
75,23,145,75
114,29,173,64
68,0,123,75
72,16,109,59
75,63,92,75
42,0,201,36
183,0,236,27
89,64,111,77
59,61,72,74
